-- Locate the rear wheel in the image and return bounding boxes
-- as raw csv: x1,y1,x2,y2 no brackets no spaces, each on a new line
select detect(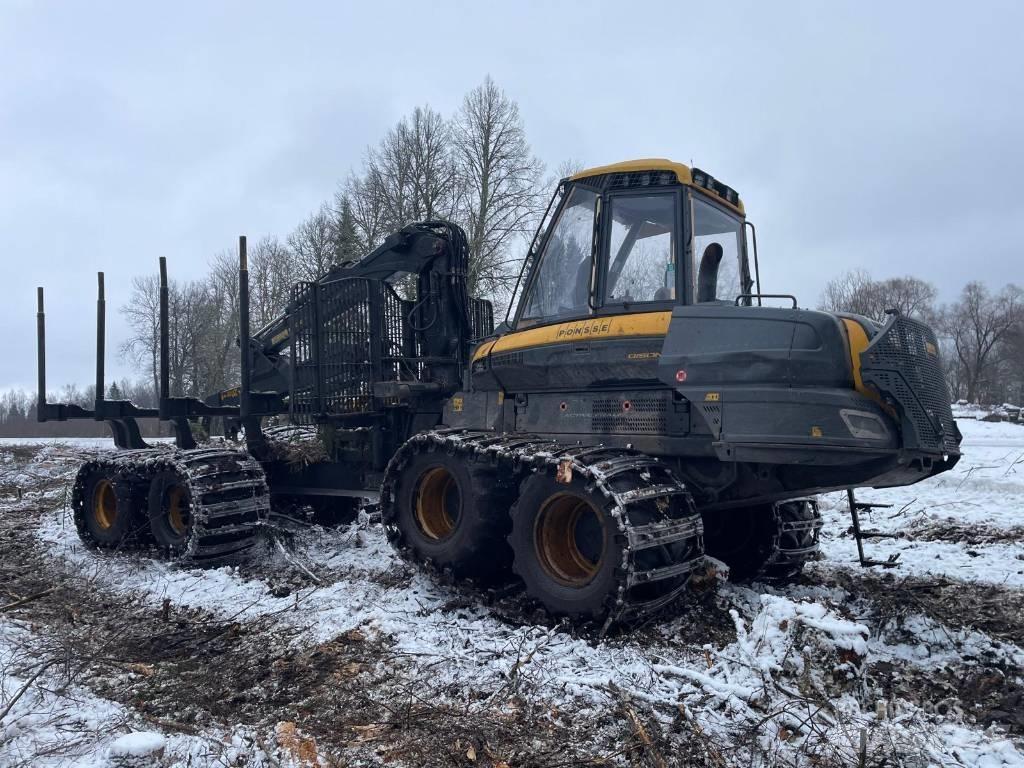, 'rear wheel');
75,469,140,548
147,470,193,556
